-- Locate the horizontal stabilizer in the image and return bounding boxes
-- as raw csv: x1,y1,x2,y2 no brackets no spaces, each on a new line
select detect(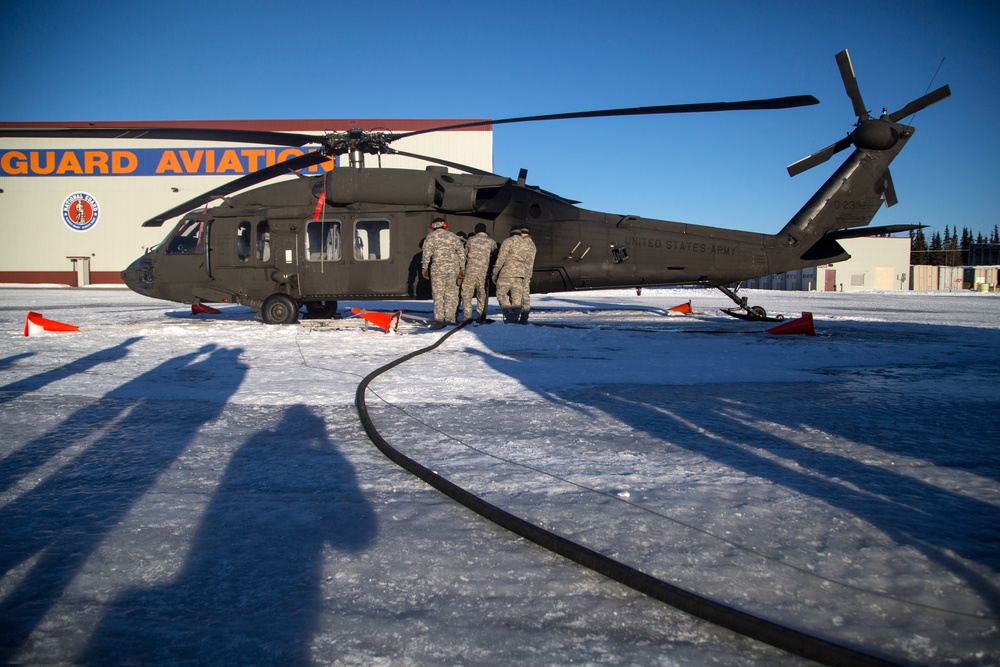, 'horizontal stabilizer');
828,223,926,240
